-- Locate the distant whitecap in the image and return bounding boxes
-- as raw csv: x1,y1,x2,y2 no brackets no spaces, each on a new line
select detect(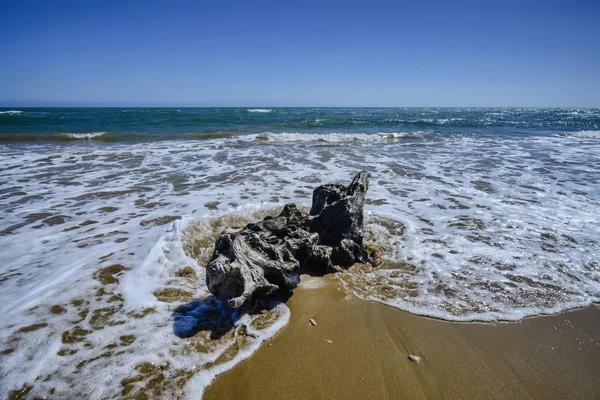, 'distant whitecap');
246,109,273,113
